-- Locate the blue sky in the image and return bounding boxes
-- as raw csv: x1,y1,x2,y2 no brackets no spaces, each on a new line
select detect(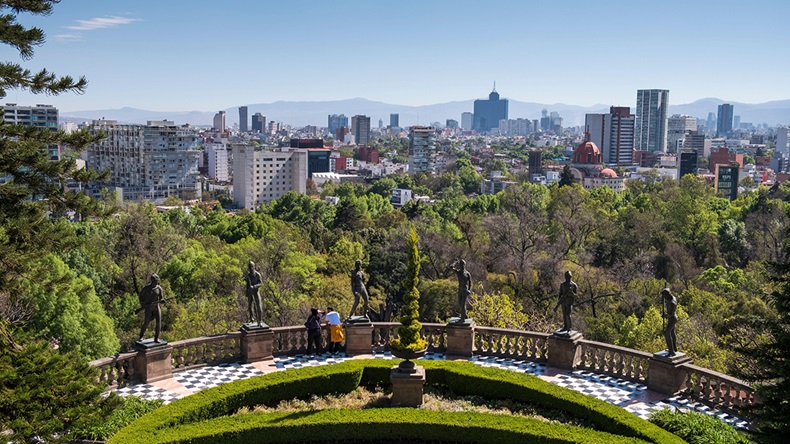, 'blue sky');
4,0,789,112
